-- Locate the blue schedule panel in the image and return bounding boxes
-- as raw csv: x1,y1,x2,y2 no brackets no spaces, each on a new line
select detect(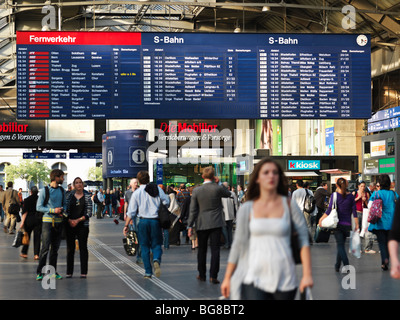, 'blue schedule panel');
16,31,371,119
